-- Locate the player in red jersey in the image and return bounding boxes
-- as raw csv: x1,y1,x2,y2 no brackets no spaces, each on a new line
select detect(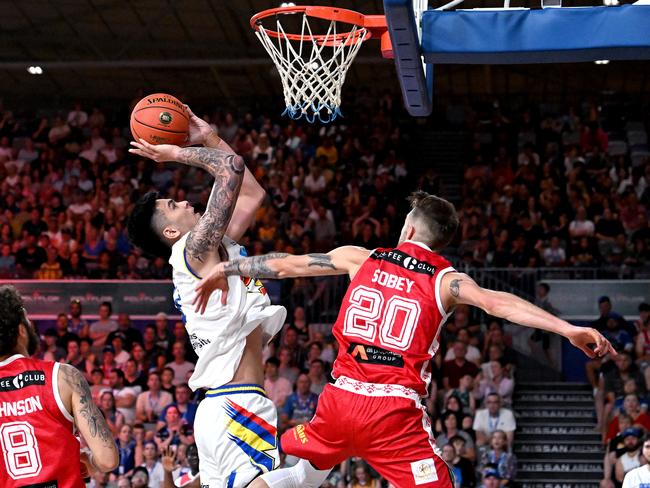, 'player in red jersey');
194,191,615,488
0,285,118,488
